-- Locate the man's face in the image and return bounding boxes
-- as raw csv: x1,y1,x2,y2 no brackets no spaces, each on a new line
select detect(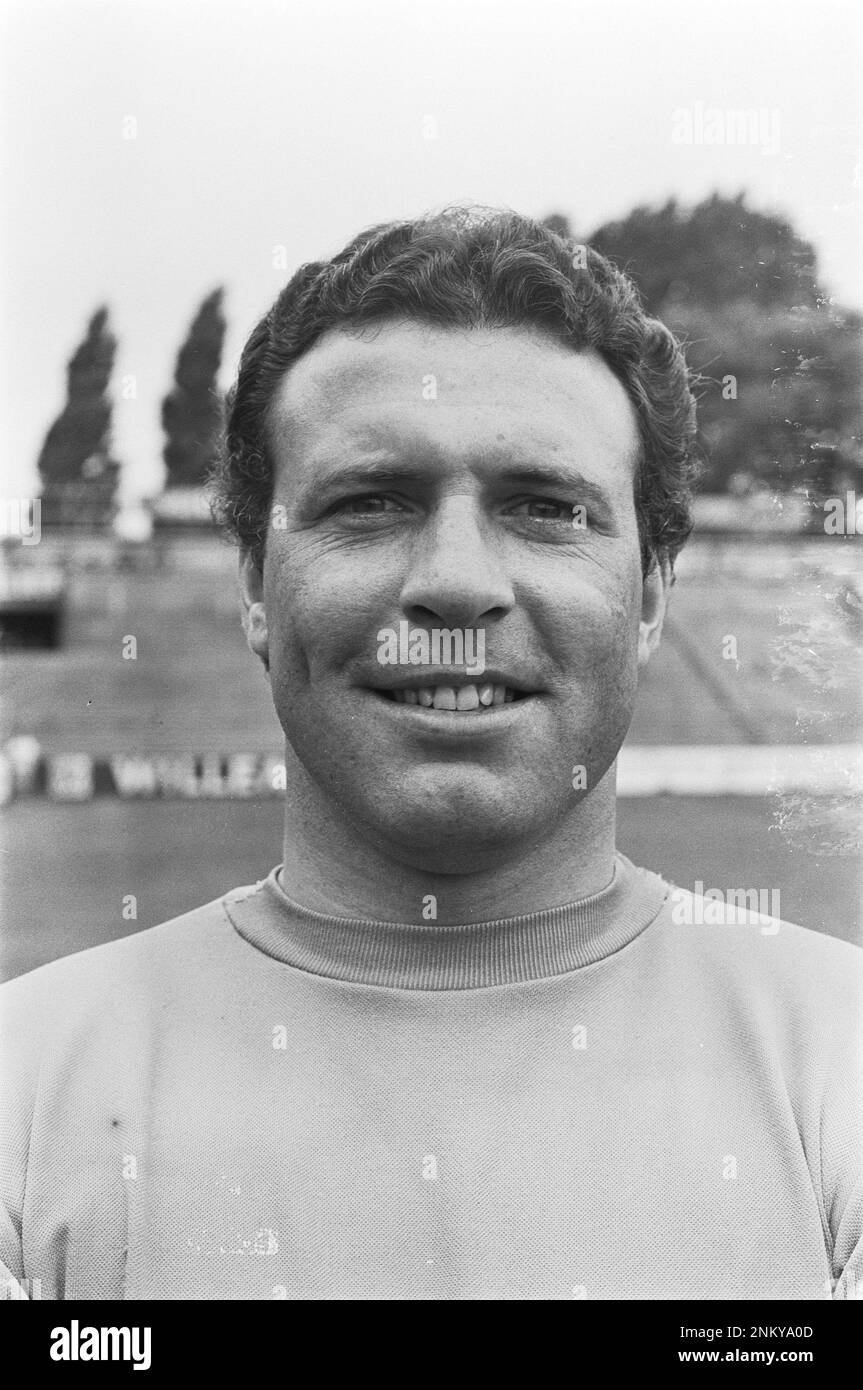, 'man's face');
252,320,662,871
